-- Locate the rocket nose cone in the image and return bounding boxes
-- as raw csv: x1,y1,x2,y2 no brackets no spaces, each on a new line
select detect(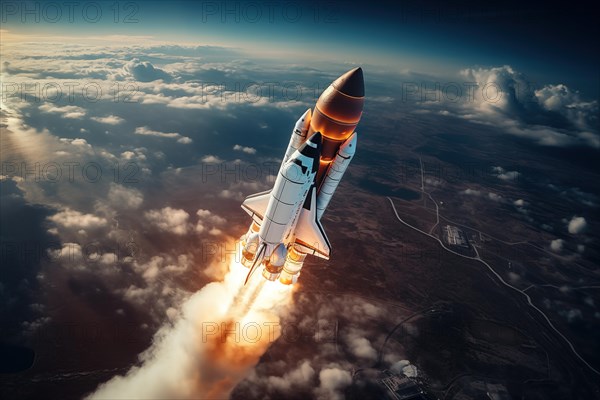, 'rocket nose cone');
332,67,364,97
